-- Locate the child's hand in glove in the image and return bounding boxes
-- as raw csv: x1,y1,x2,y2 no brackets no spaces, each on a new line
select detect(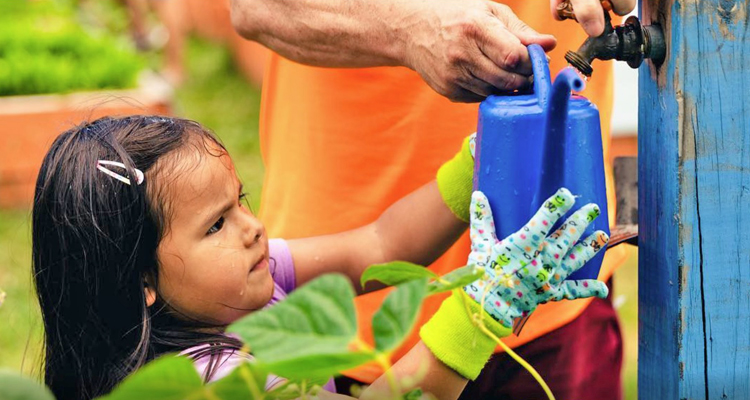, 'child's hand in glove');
464,188,610,329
